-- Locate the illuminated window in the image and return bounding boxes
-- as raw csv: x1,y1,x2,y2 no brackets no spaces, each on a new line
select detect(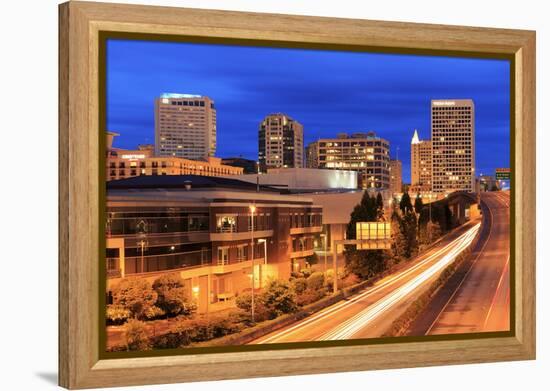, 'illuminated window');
216,215,237,233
